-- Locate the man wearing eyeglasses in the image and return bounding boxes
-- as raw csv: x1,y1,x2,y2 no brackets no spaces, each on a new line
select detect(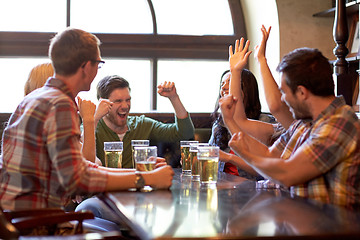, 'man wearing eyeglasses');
0,27,174,211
